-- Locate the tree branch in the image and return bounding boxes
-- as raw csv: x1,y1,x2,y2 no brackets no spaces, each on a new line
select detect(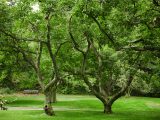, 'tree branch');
45,11,60,90
84,12,115,45
54,41,71,57
68,15,85,55
0,29,47,44
108,53,141,105
122,46,160,51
